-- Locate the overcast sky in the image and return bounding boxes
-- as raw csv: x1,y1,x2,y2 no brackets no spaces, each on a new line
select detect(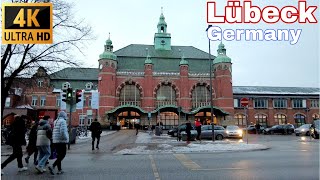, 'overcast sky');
70,0,319,88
